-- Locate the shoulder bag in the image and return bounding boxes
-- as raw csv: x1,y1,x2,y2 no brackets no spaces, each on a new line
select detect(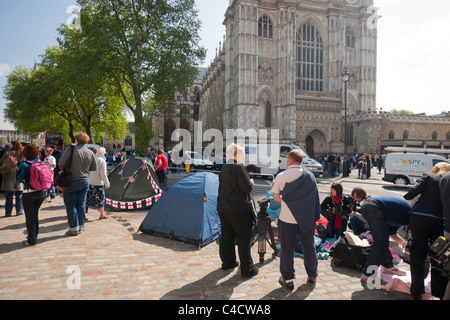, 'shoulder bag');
247,197,258,222
0,153,18,174
55,146,75,187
